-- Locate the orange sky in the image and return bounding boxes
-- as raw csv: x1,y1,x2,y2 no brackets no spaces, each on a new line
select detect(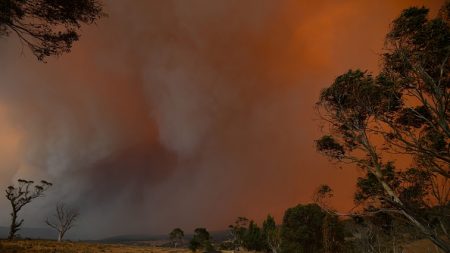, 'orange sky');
0,0,444,239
